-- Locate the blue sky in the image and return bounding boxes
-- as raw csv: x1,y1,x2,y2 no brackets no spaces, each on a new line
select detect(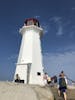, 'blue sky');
0,0,75,81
